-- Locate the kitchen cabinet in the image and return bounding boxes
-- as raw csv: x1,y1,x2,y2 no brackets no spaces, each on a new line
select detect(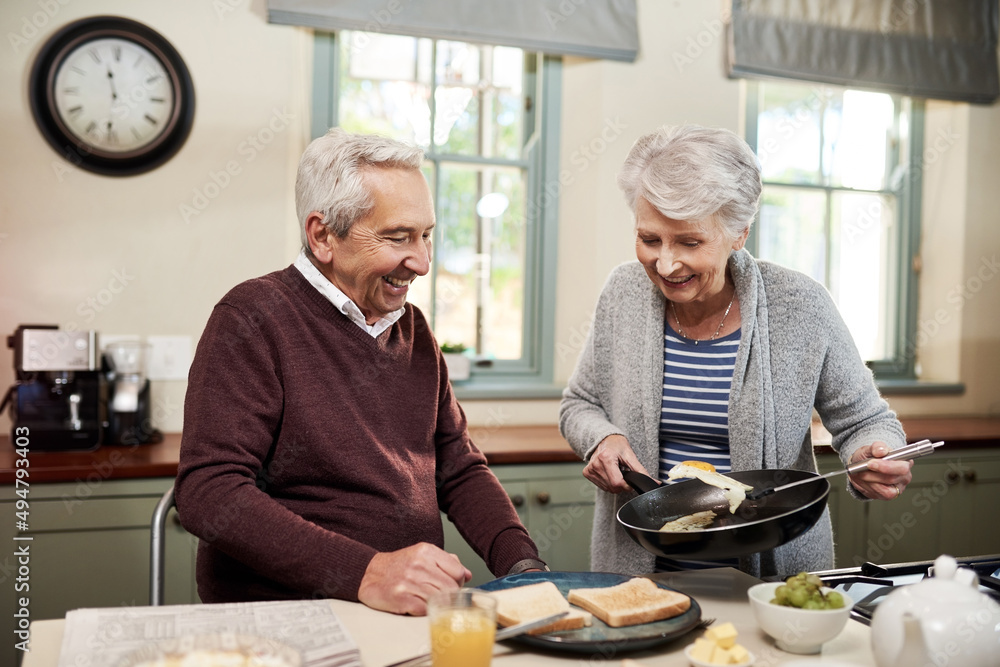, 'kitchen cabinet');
0,477,197,649
818,448,1000,567
442,462,595,585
